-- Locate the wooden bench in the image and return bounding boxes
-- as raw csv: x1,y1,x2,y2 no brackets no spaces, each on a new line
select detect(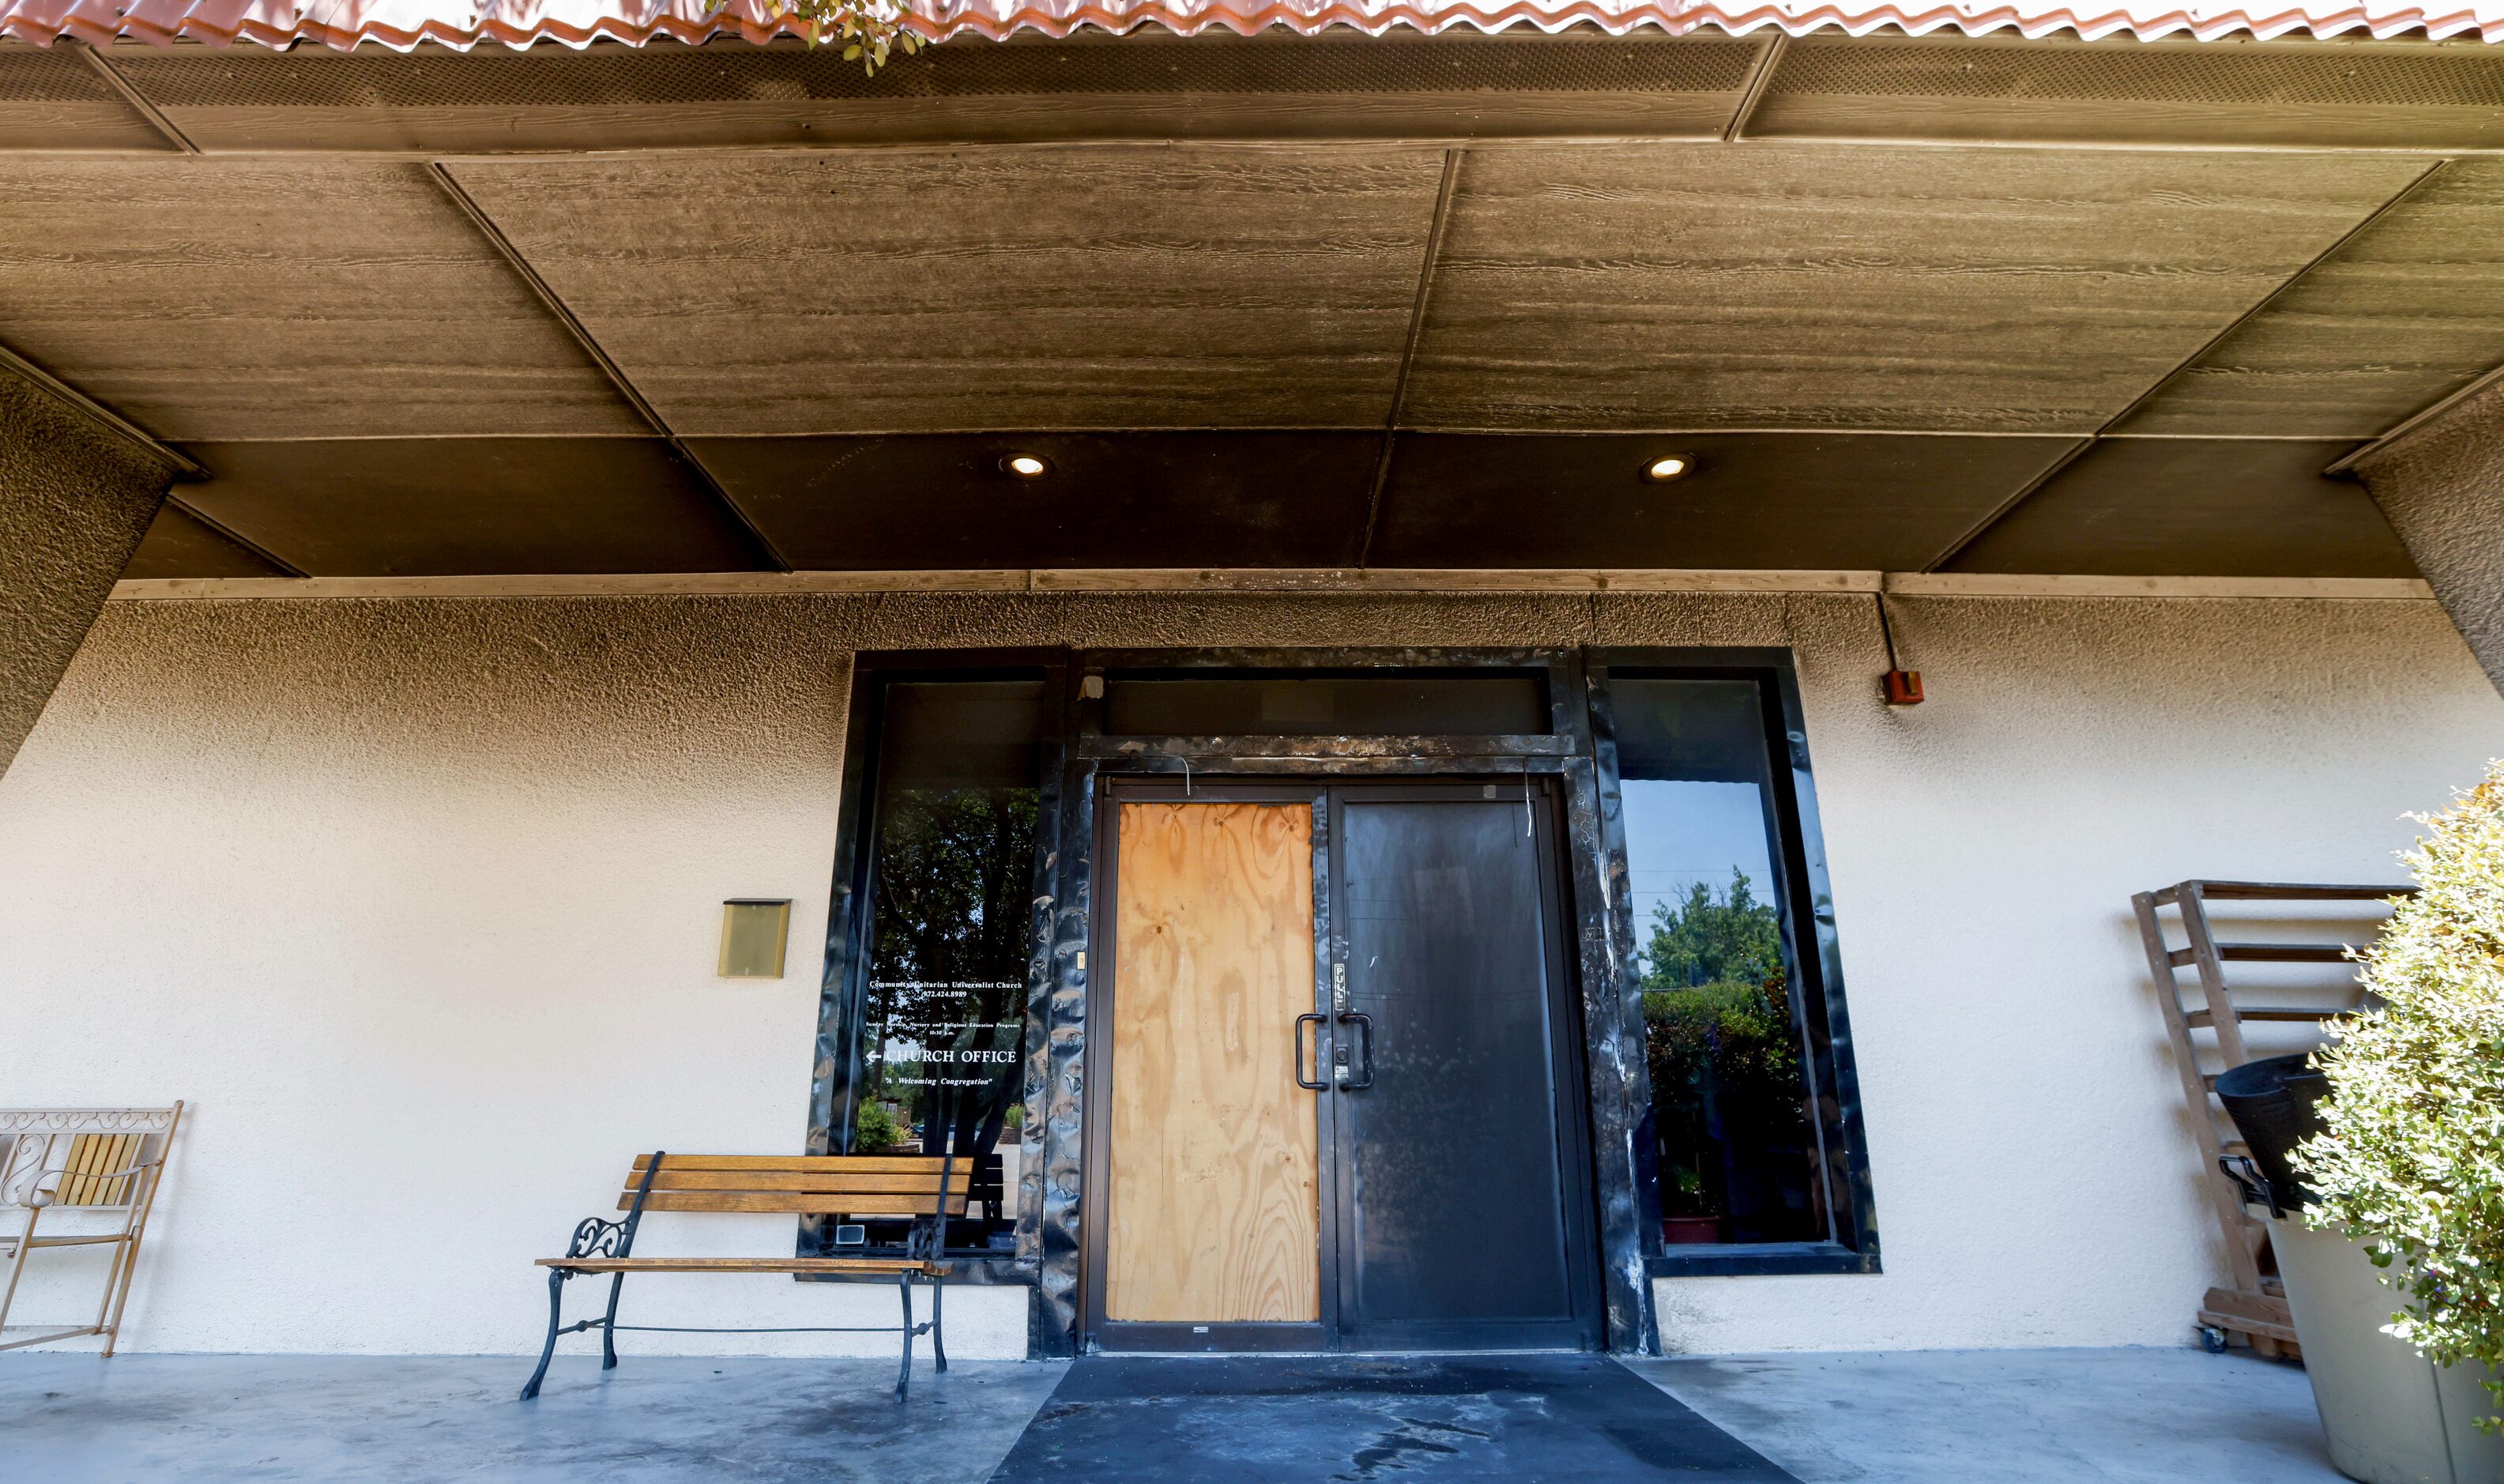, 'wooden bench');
522,1151,966,1403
